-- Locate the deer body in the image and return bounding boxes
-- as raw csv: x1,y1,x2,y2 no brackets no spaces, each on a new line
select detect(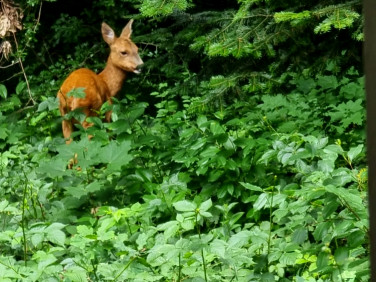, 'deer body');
57,20,143,143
